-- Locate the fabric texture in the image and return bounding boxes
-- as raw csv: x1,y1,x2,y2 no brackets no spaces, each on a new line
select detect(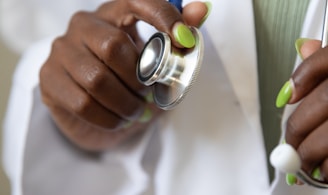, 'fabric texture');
253,0,310,181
